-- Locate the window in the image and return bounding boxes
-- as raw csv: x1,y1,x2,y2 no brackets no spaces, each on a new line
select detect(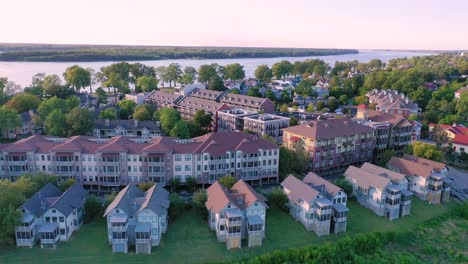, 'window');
185,155,191,161
185,165,191,171
60,229,65,235
175,165,182,172
175,154,181,161
59,217,64,223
